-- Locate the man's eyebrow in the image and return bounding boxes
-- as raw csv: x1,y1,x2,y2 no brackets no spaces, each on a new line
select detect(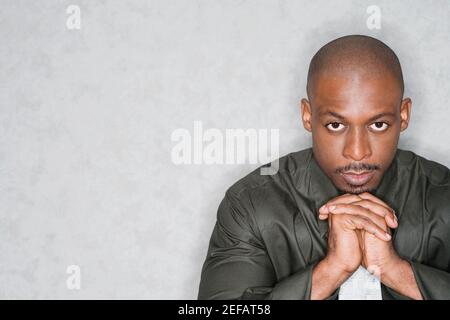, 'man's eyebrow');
319,111,396,122
367,112,396,122
320,111,345,120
